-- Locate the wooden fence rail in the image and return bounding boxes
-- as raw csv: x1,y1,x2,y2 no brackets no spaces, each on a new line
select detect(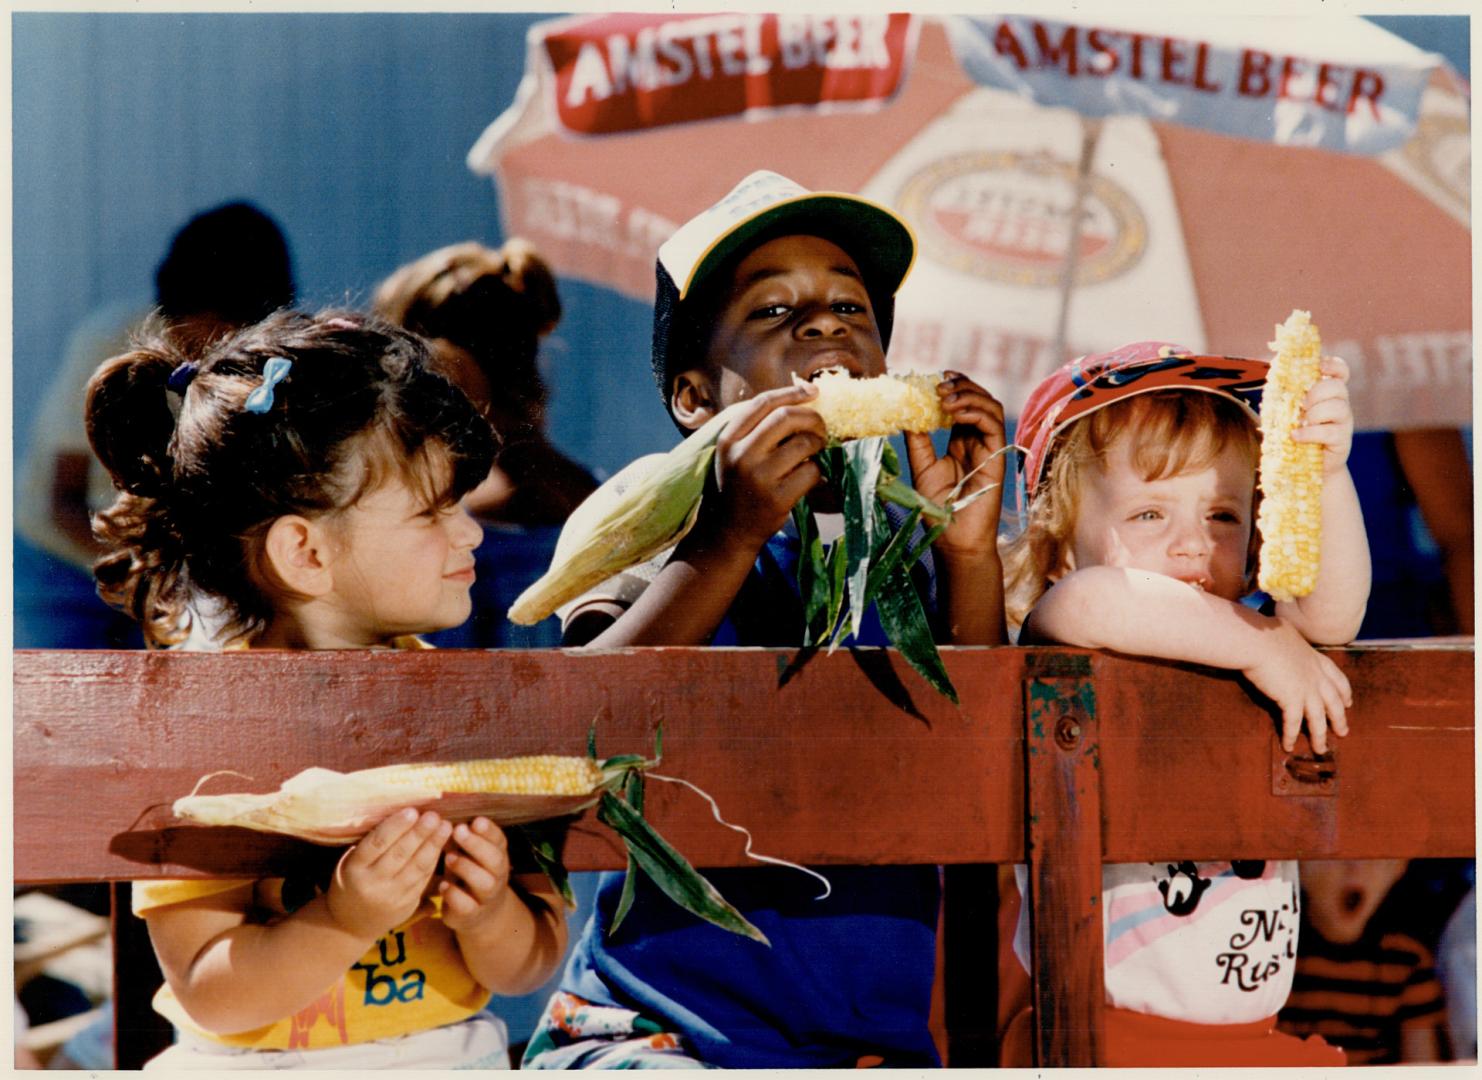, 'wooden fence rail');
13,644,1475,1067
